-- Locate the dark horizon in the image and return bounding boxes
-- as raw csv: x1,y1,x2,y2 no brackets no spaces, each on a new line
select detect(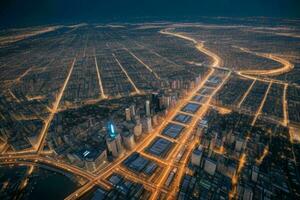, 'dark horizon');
1,0,300,28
